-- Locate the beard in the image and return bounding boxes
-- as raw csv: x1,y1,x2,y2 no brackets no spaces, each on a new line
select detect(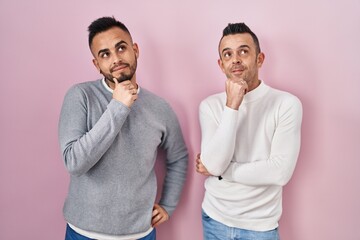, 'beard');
103,59,137,84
